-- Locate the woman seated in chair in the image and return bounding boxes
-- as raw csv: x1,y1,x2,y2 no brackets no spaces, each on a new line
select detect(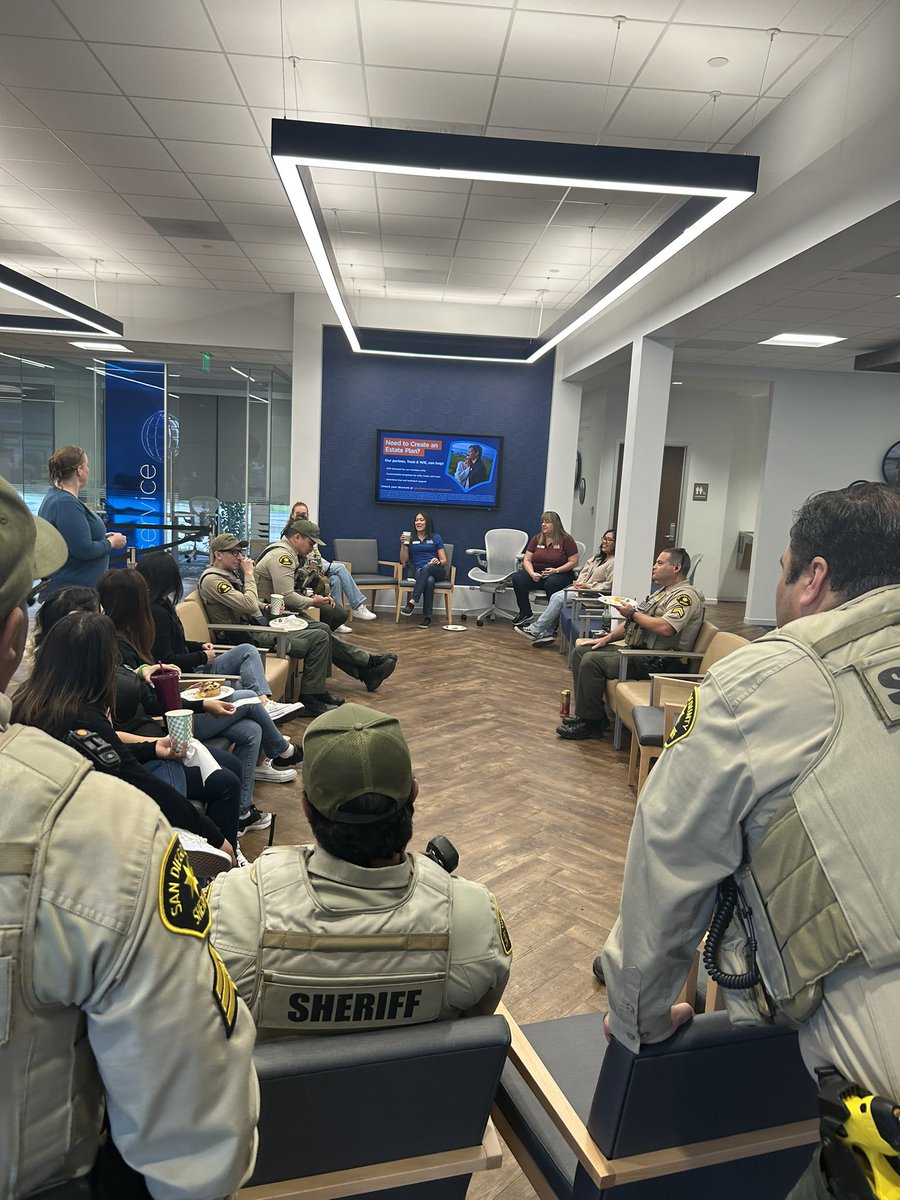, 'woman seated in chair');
15,604,238,865
135,549,302,722
398,511,447,629
516,529,616,647
512,511,579,627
